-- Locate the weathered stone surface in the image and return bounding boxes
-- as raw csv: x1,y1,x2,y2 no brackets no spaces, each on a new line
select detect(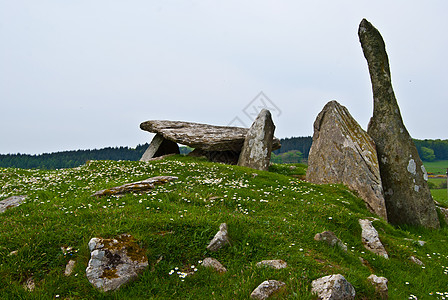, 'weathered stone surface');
92,176,177,197
65,260,76,276
306,101,387,220
311,274,355,300
206,223,230,252
256,260,287,269
201,257,227,273
86,234,148,292
140,120,281,152
250,280,286,300
23,277,35,292
0,195,26,213
359,18,439,228
140,134,180,161
359,219,388,259
188,148,240,164
367,274,388,299
238,109,275,171
409,256,424,266
314,231,347,252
